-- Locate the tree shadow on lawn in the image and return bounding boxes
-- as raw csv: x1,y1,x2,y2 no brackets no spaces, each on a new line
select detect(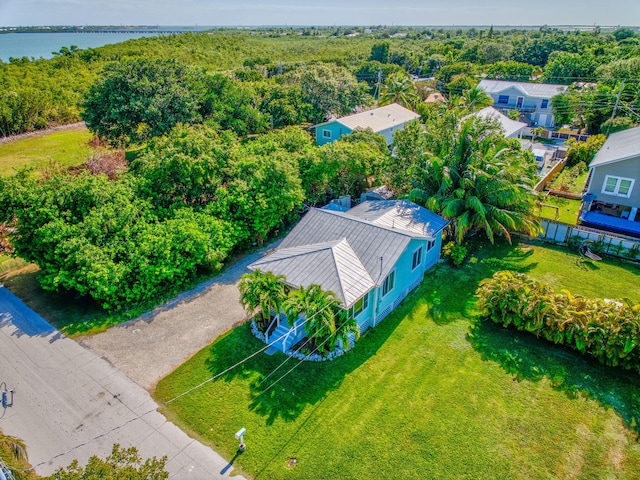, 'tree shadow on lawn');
468,320,640,437
204,286,434,425
427,242,537,325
